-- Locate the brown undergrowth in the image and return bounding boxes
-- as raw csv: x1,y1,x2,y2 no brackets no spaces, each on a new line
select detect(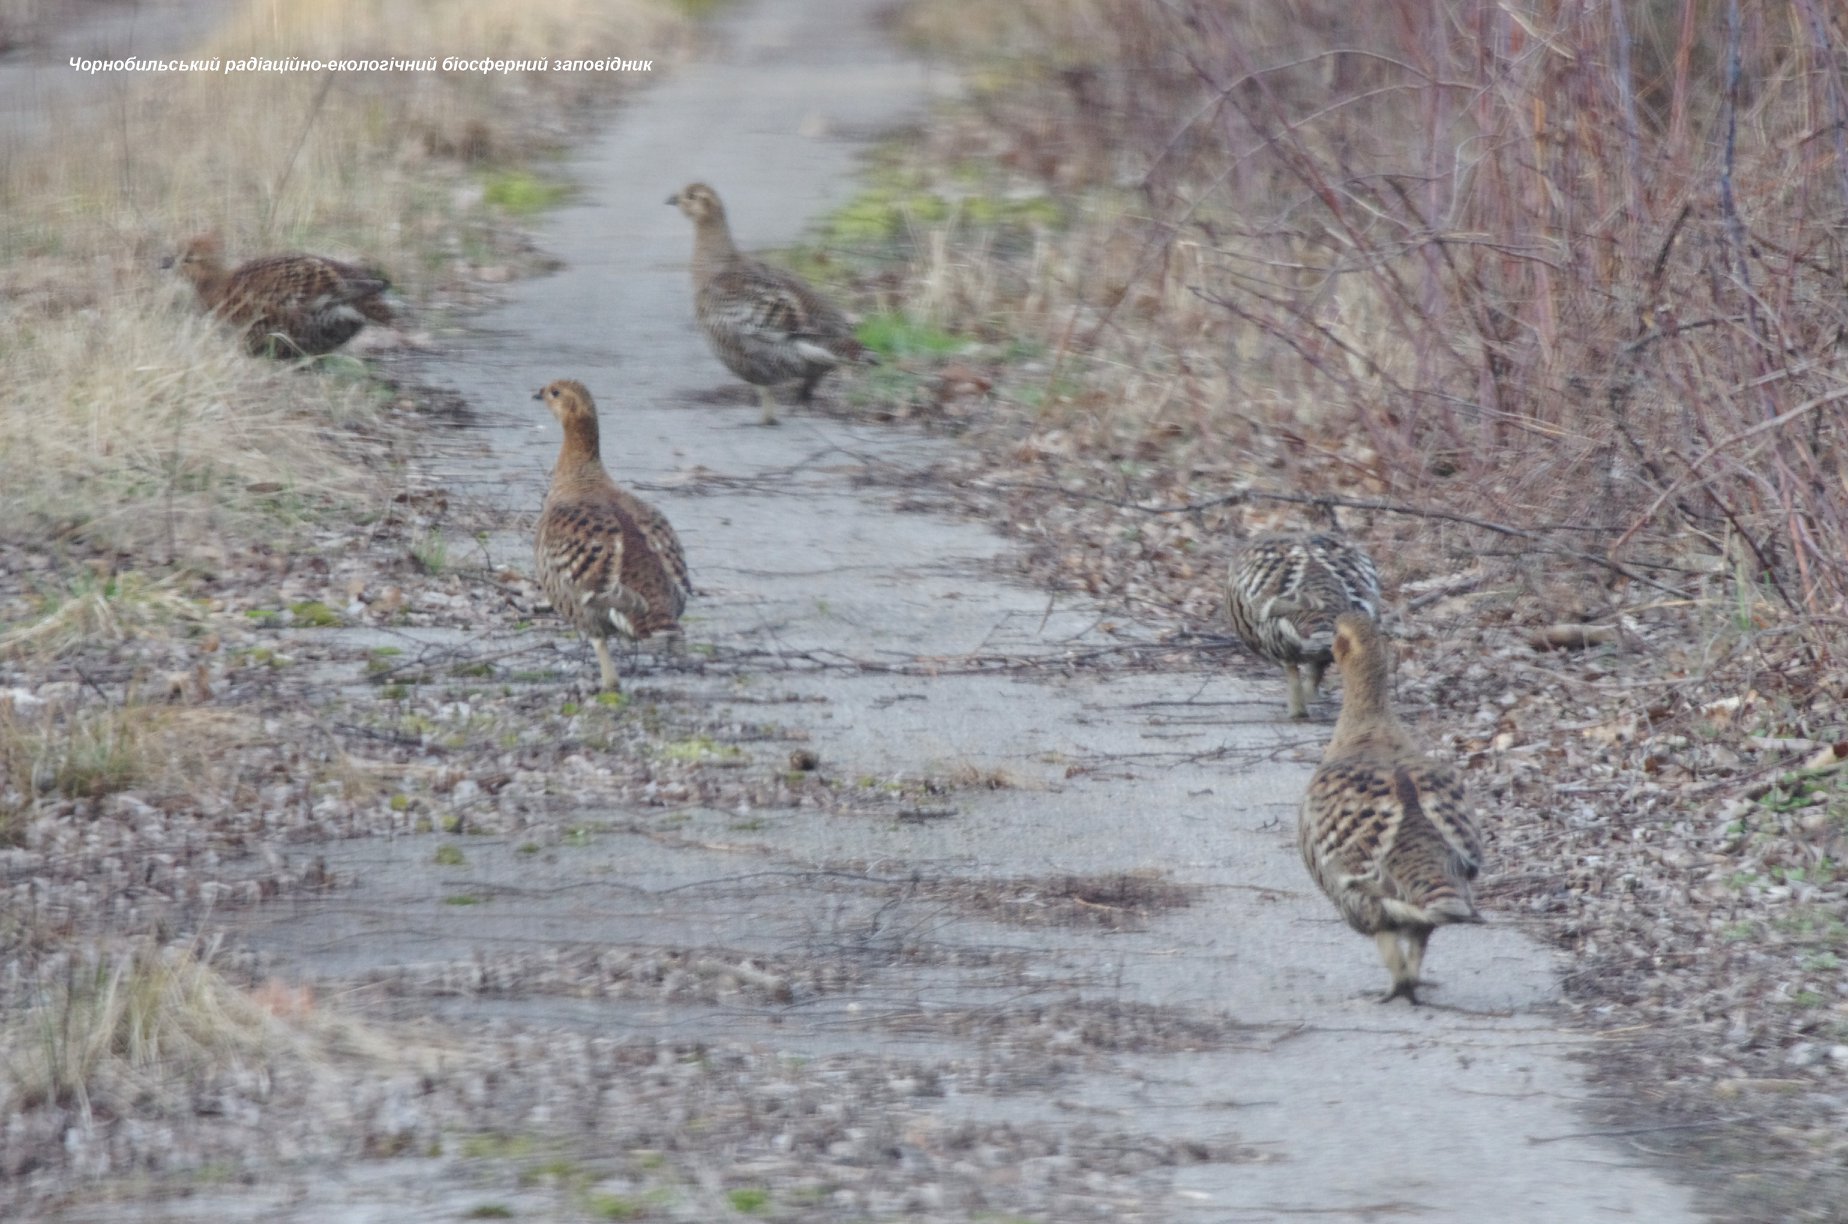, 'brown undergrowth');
850,1,1848,1217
